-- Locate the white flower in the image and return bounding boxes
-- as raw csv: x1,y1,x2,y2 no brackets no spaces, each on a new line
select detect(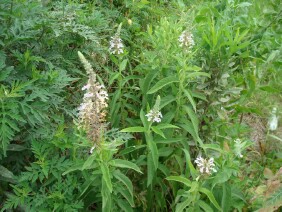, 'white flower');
179,30,195,49
145,109,163,123
84,92,94,98
82,84,91,91
195,156,217,175
77,103,88,111
109,35,124,55
269,107,278,131
89,146,95,154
